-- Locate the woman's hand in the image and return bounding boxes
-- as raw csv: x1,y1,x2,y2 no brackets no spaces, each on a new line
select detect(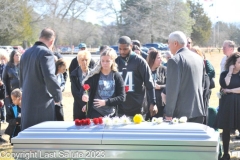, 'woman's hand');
82,105,86,112
221,88,231,94
82,94,89,102
229,65,235,73
93,99,106,108
155,83,161,90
